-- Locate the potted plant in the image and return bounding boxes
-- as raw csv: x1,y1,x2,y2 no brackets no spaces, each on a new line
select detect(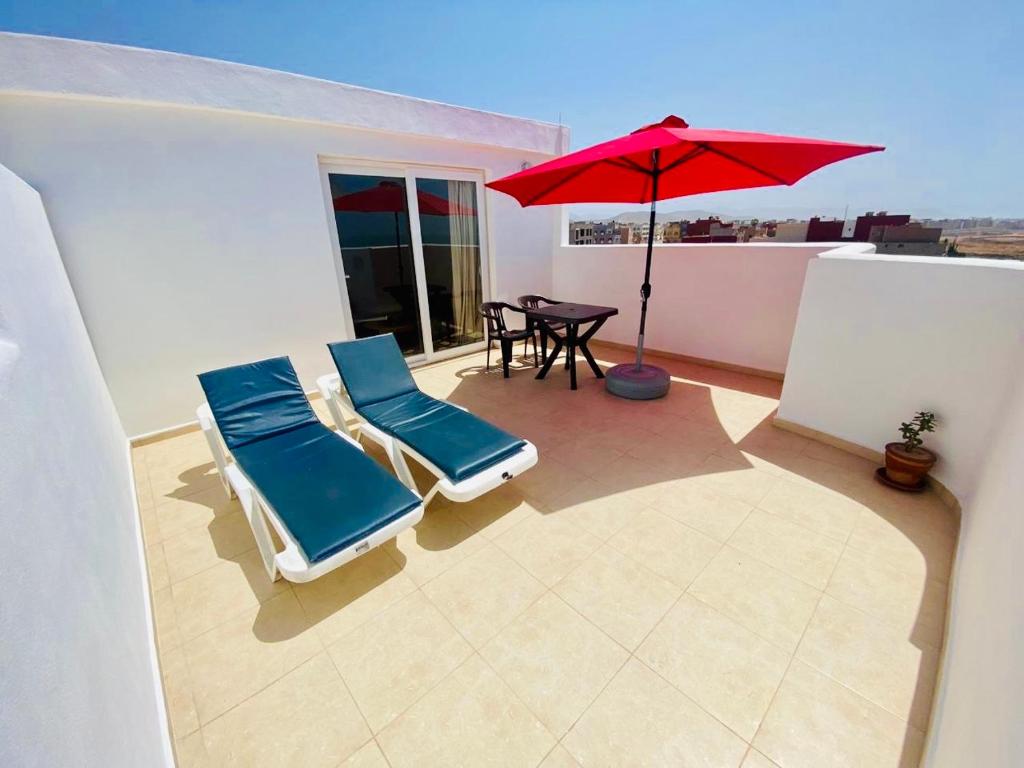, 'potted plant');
880,411,938,490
